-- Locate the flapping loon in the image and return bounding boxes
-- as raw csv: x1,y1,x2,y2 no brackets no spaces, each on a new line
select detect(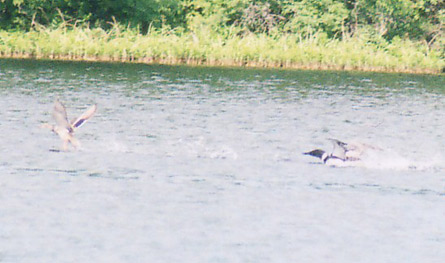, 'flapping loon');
41,100,97,151
304,138,380,166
